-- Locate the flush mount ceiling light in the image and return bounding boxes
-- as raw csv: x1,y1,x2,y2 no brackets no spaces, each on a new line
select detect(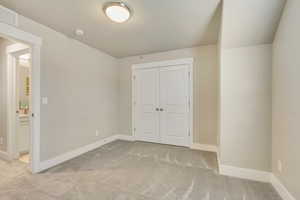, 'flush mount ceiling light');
103,2,132,23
